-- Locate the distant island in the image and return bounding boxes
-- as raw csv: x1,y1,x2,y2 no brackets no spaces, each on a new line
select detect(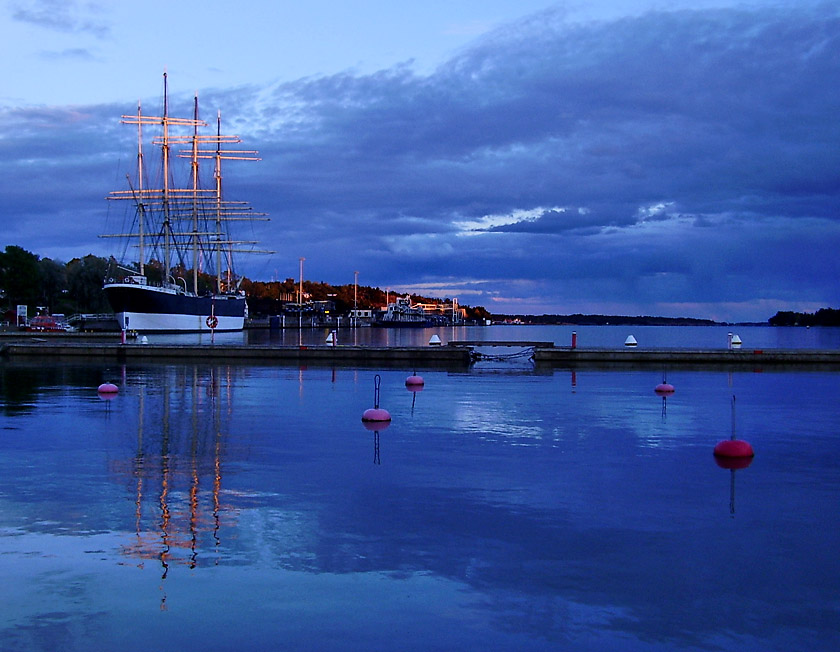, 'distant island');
768,308,840,327
495,311,840,327
491,314,720,326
